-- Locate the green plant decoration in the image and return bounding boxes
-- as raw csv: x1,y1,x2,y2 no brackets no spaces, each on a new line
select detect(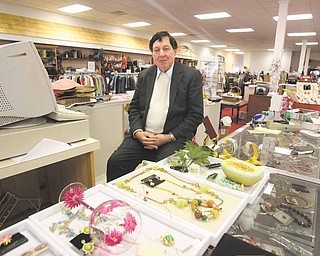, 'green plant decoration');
173,141,211,172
